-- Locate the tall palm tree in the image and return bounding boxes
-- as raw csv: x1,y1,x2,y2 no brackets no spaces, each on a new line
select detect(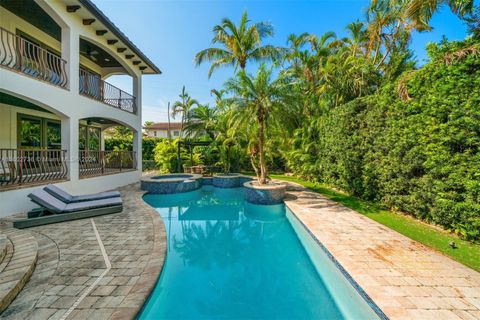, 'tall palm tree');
194,11,283,78
172,86,200,138
225,64,288,184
